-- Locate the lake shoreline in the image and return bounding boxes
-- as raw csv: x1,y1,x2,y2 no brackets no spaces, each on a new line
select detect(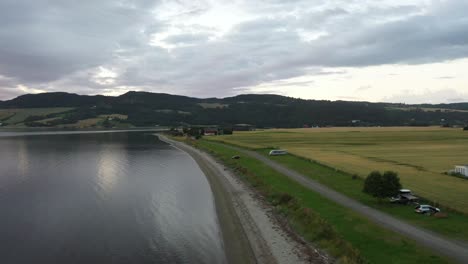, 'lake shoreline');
159,135,322,264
